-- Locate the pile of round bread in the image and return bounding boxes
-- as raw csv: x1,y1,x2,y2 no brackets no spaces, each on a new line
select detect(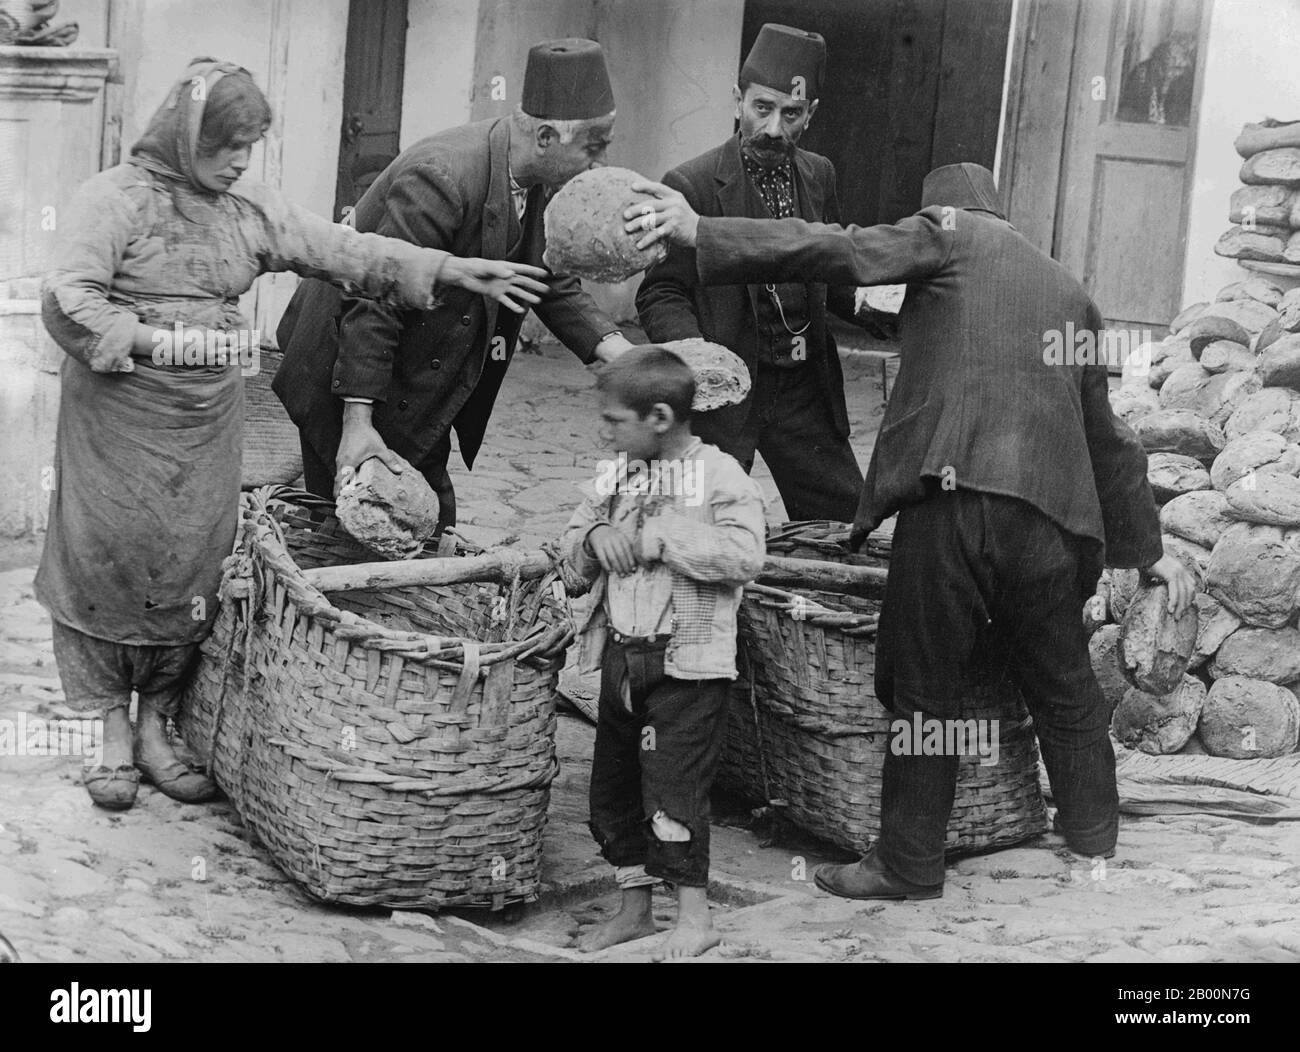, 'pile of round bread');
1096,274,1300,760
1214,119,1300,265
